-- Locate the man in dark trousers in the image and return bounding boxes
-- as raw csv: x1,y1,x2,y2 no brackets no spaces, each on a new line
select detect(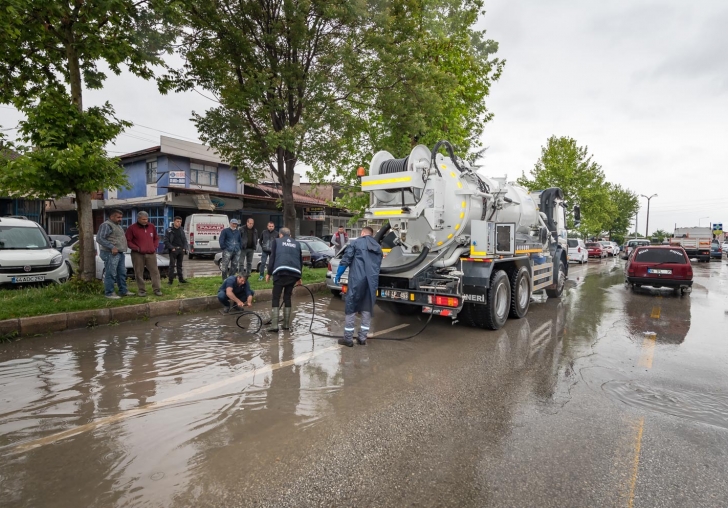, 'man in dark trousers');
219,219,242,280
240,217,258,276
258,221,277,281
164,216,189,285
217,273,255,313
334,226,383,346
265,227,303,332
125,211,162,297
